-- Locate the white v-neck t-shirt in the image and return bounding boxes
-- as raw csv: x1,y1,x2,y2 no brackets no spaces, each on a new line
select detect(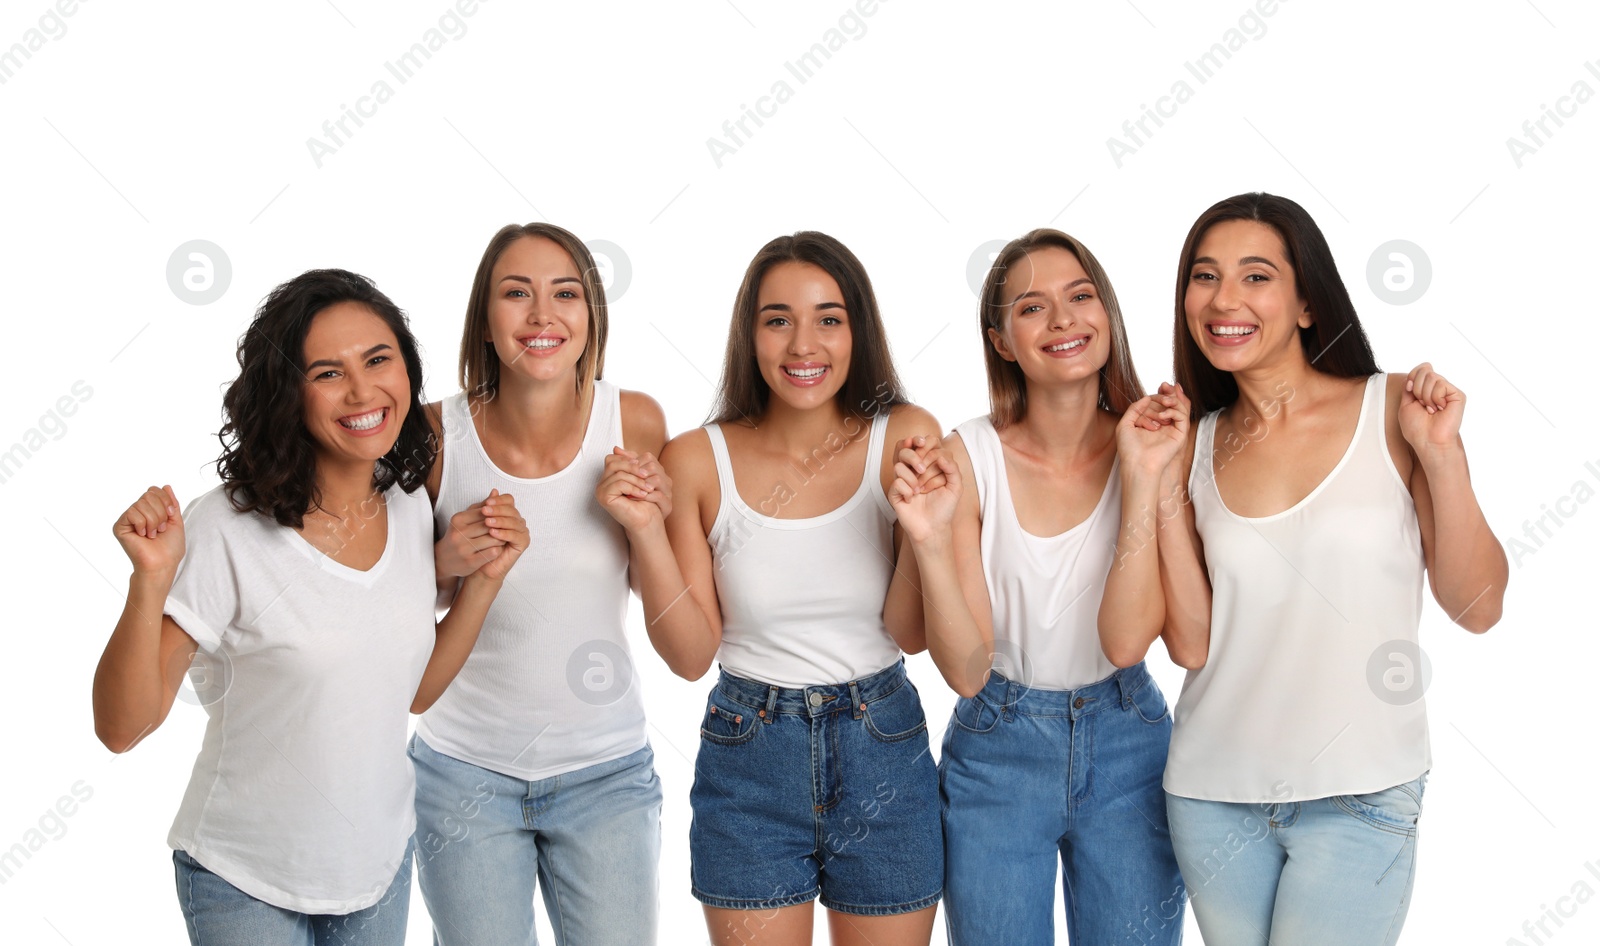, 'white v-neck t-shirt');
163,482,435,914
